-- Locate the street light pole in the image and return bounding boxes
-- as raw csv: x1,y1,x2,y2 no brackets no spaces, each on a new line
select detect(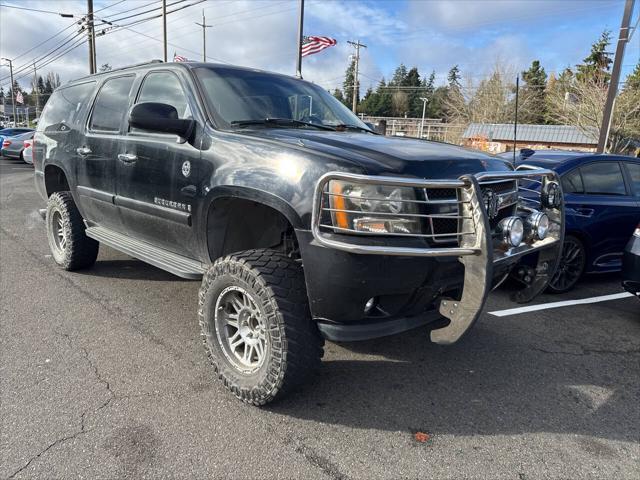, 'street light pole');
419,97,428,139
1,58,18,127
